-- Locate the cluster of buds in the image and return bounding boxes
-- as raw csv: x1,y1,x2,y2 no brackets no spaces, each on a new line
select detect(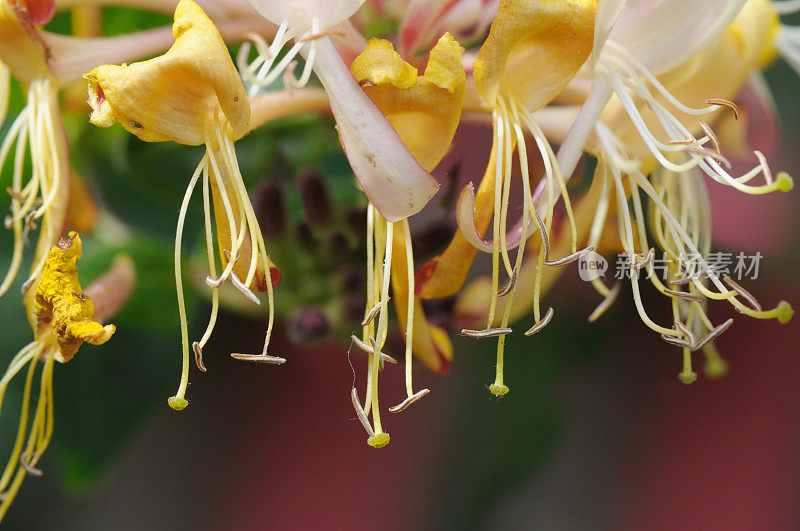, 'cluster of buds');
0,0,797,517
